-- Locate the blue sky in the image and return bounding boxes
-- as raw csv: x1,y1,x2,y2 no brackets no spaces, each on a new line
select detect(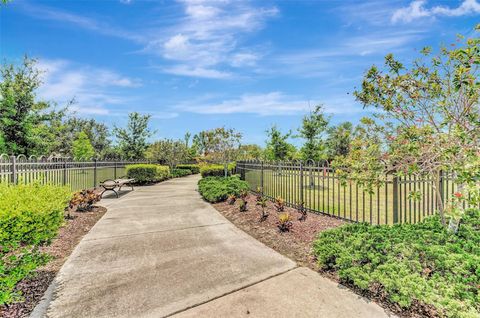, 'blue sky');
1,0,479,146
